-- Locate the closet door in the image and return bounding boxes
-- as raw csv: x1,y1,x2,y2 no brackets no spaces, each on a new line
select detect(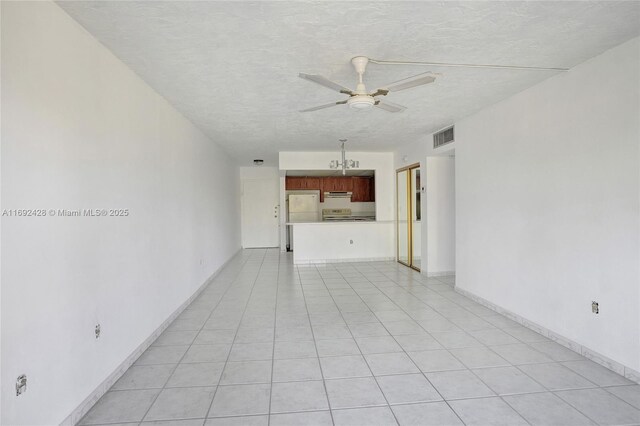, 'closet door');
397,164,421,272
410,168,421,271
397,169,410,266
